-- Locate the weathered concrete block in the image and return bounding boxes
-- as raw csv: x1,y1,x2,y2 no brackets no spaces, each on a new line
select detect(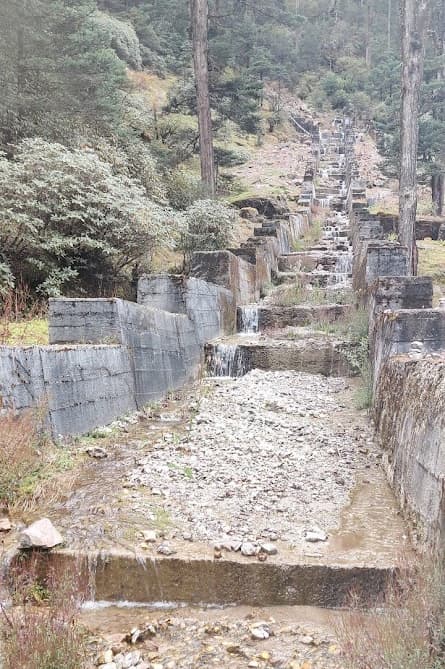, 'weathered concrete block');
190,250,258,305
0,344,136,437
374,356,445,551
372,309,445,392
137,275,236,343
368,276,433,334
